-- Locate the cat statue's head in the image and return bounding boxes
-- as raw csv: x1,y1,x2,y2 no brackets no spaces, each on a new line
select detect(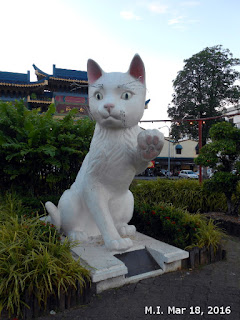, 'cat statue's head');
87,54,146,128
